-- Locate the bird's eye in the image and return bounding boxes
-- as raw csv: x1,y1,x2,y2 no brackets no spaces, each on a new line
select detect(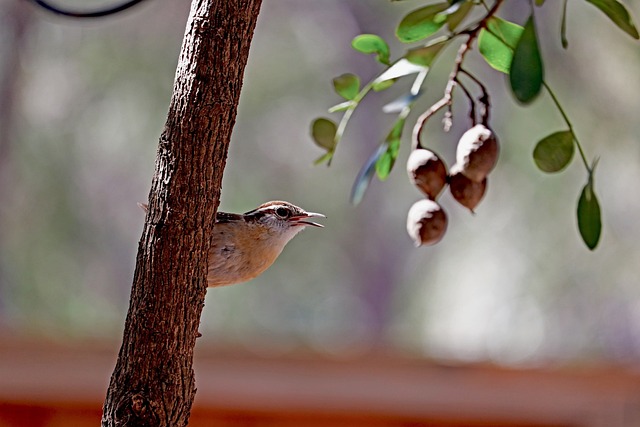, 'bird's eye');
275,207,290,218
